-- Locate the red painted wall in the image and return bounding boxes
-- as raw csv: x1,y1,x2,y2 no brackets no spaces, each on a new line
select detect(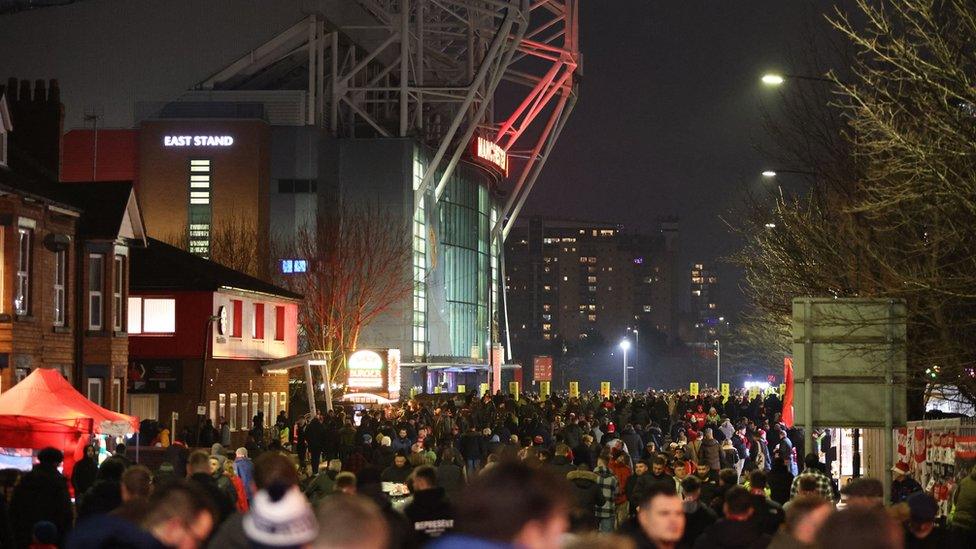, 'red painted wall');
61,129,139,183
129,291,212,359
